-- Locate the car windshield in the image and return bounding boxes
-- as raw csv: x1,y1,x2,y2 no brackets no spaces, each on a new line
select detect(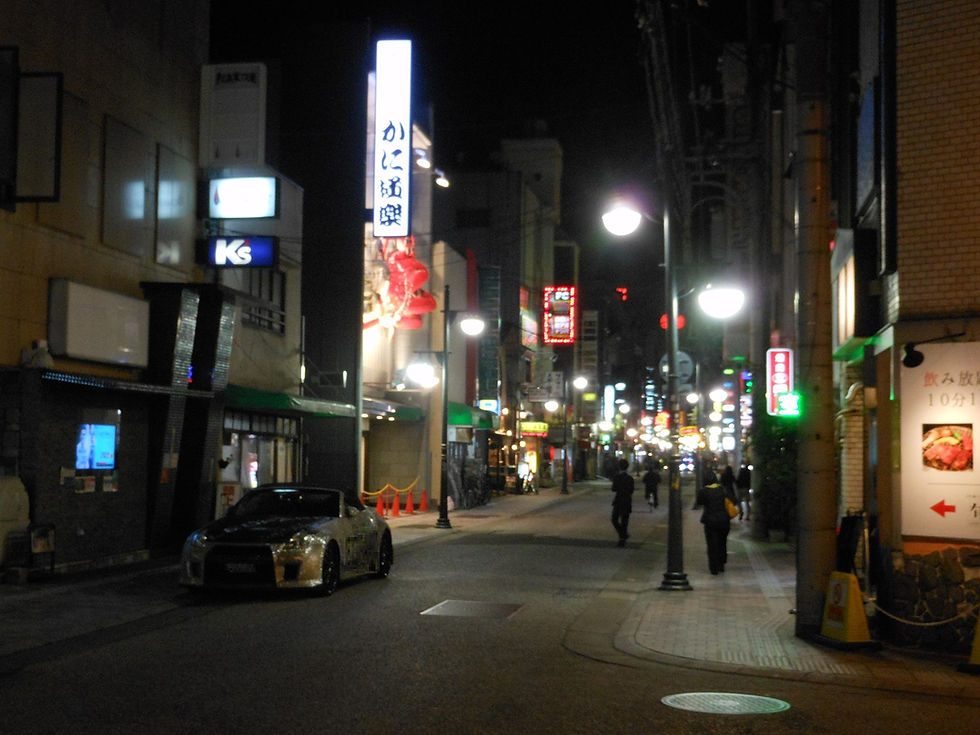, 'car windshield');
235,489,340,518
